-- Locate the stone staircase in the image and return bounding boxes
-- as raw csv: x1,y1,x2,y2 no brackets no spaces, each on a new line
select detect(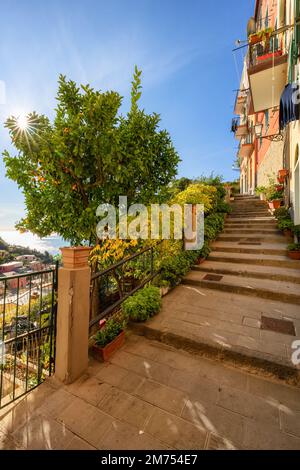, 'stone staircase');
133,195,300,377
183,195,300,304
